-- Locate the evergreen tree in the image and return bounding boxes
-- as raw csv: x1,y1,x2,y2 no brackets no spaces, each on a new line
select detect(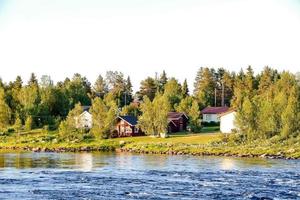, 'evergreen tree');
124,76,133,106
93,75,107,98
138,77,157,101
194,67,215,107
65,73,91,108
28,73,39,87
181,79,189,98
159,70,168,92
